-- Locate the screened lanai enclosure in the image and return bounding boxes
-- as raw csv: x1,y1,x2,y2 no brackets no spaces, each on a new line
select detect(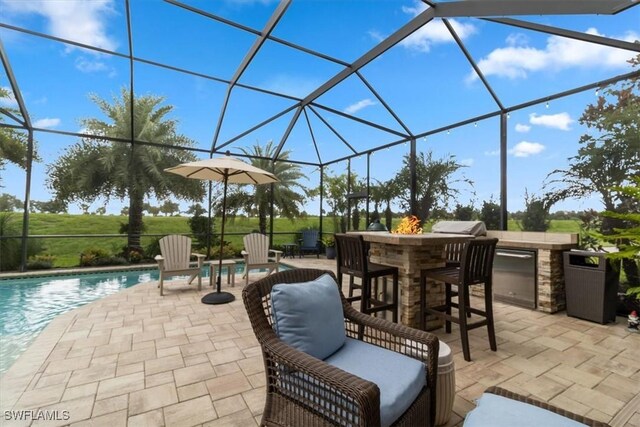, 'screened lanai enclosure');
1,0,639,271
